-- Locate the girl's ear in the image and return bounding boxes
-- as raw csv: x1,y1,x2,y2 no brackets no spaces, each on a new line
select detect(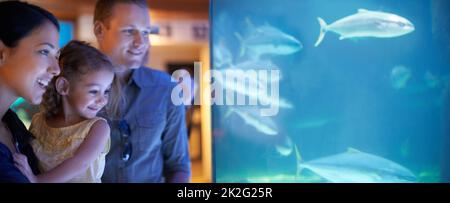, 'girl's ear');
55,77,70,96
